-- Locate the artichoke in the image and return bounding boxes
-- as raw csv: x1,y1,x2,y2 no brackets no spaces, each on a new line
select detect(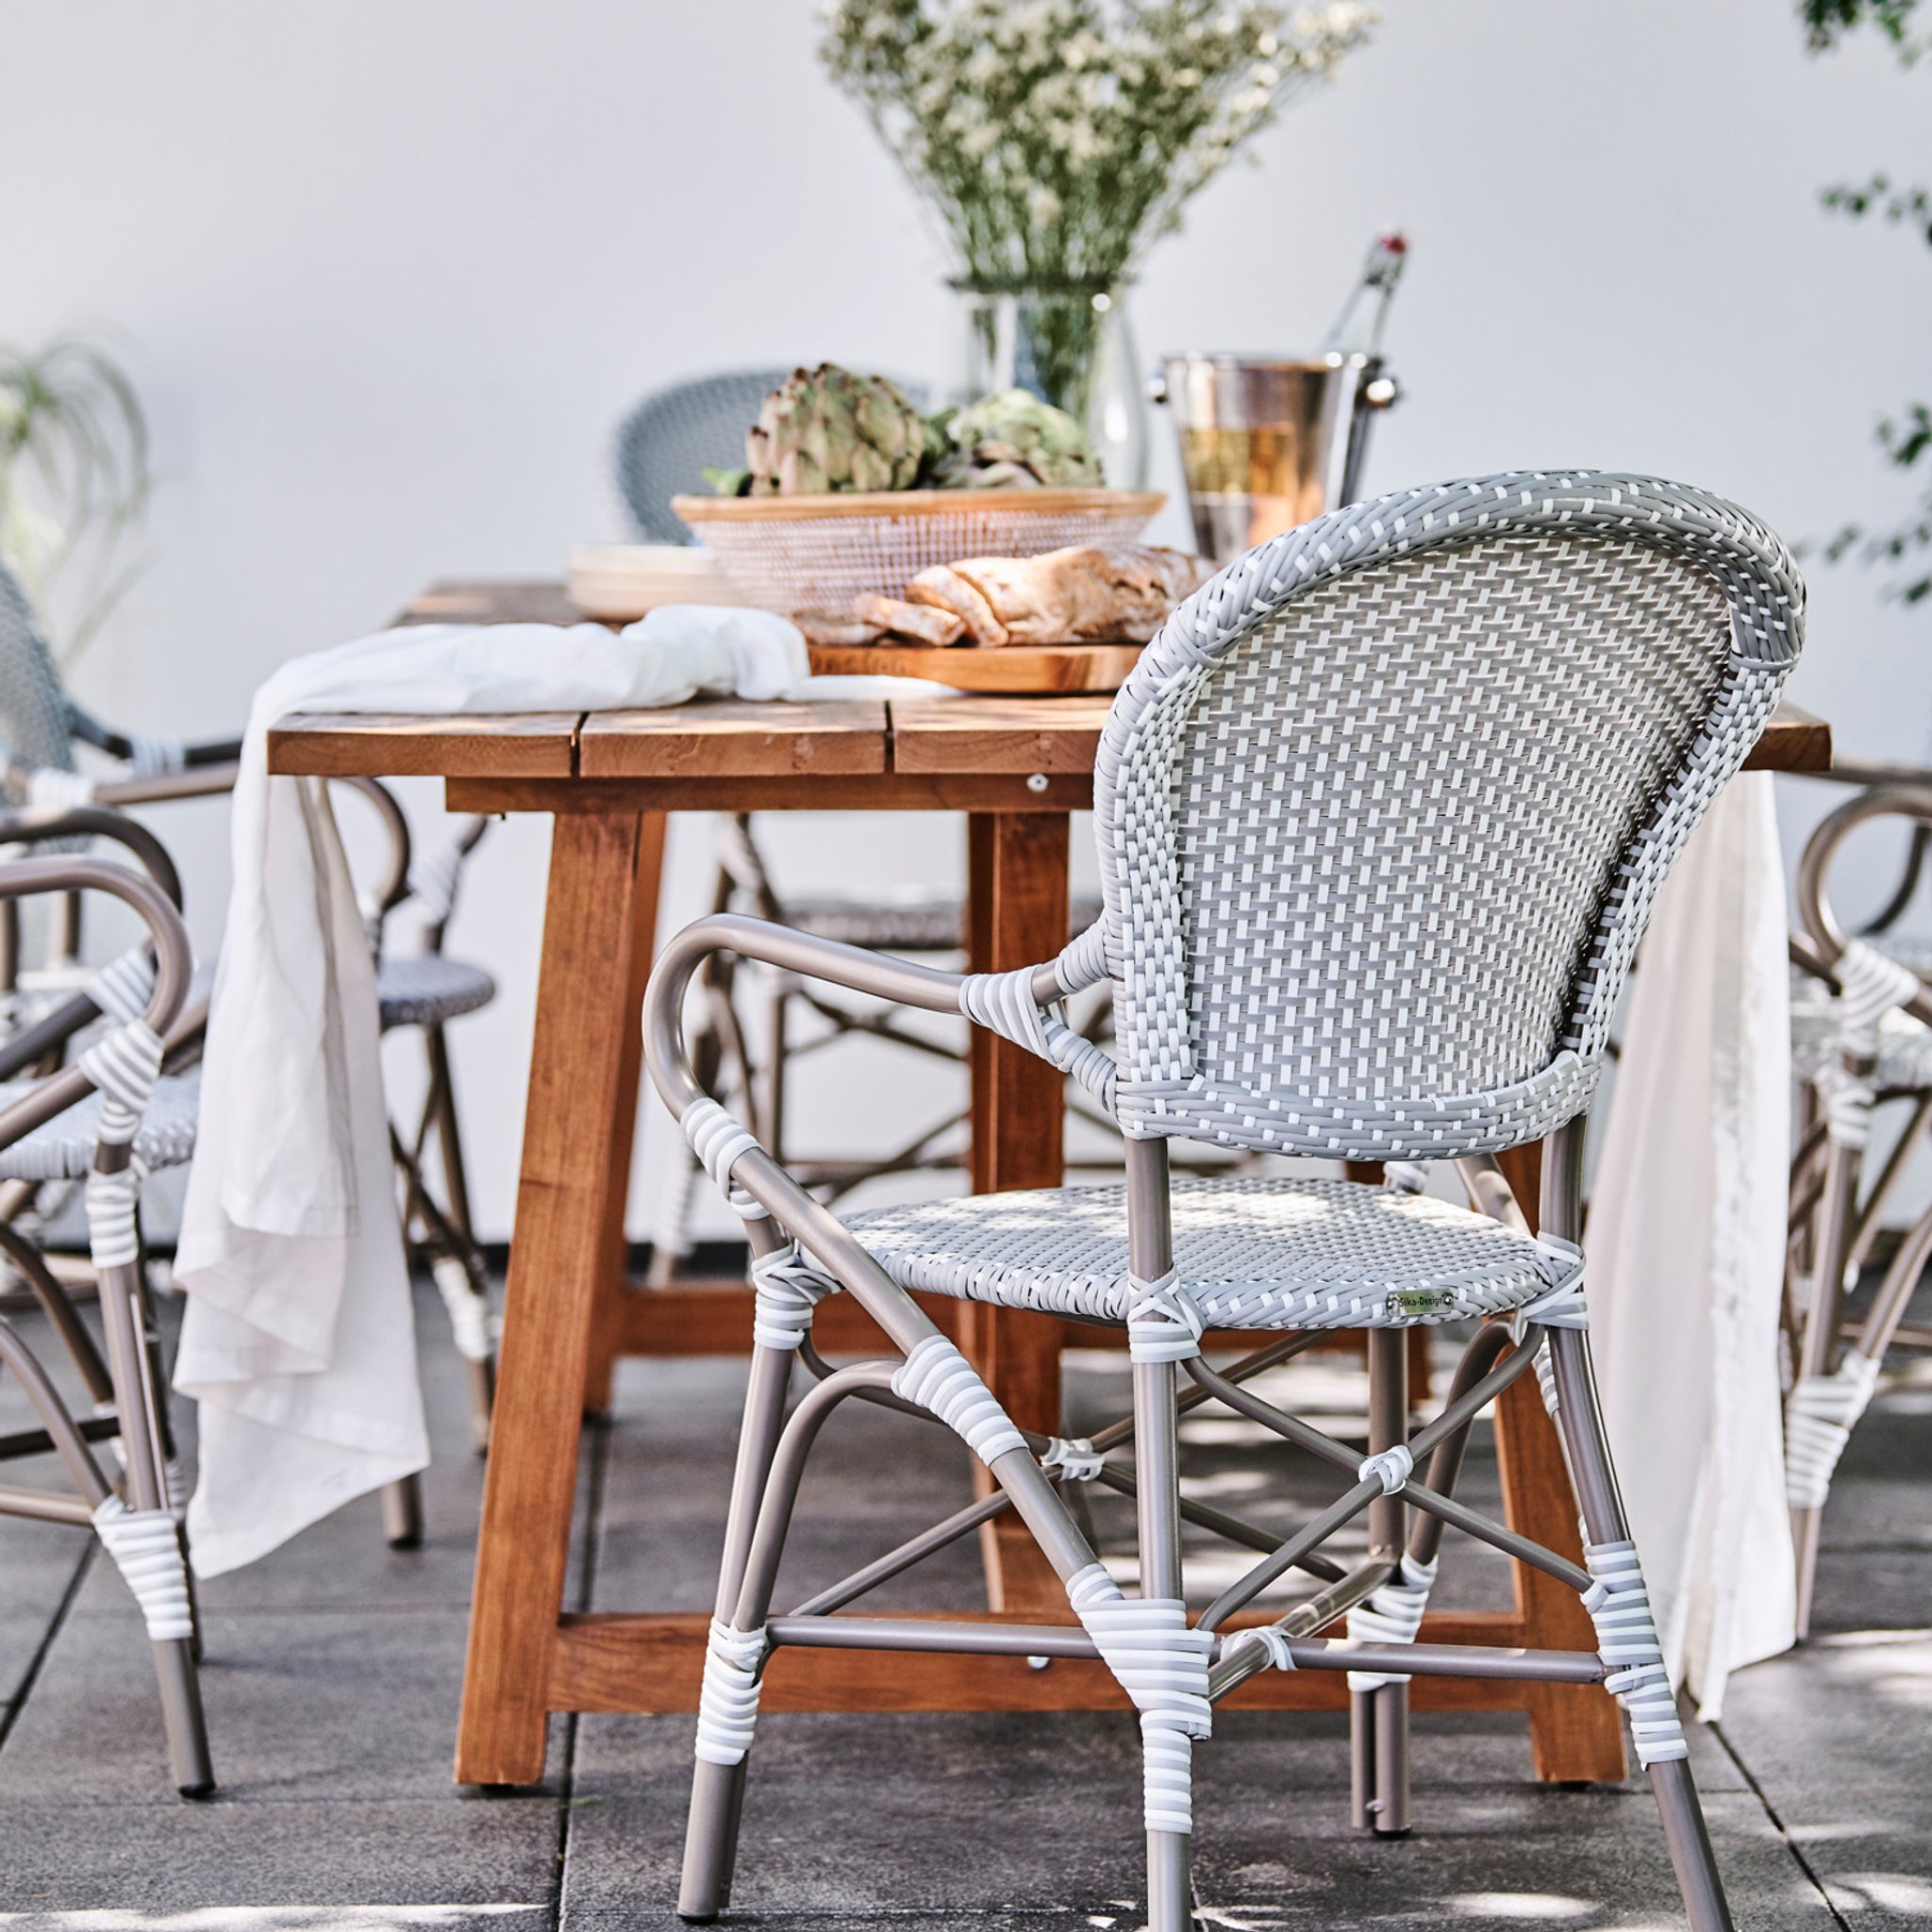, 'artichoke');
745,364,927,495
927,389,1105,490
